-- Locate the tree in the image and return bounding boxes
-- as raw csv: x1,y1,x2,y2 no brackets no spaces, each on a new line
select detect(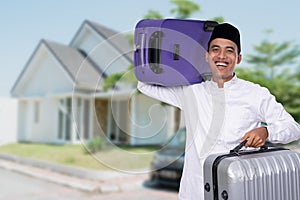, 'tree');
143,10,164,19
102,64,135,91
170,0,200,19
246,30,300,79
236,31,300,122
210,16,225,24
